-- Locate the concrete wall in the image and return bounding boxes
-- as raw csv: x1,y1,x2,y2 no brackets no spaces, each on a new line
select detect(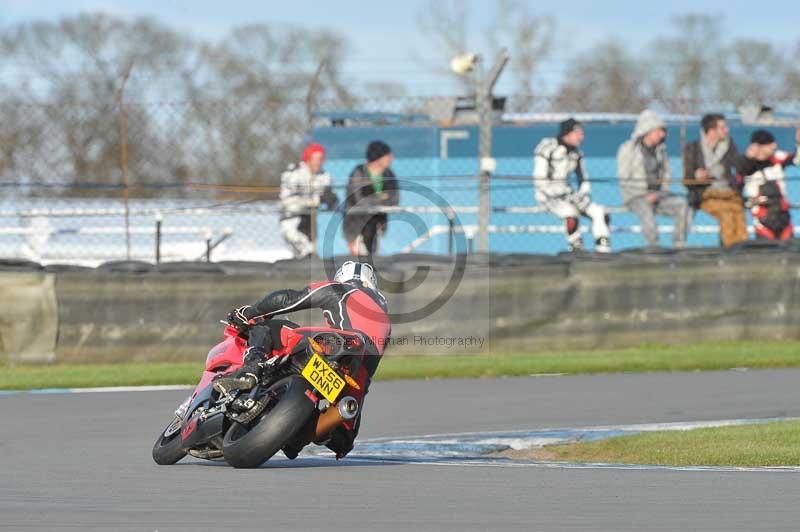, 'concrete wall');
3,246,800,364
0,271,58,364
